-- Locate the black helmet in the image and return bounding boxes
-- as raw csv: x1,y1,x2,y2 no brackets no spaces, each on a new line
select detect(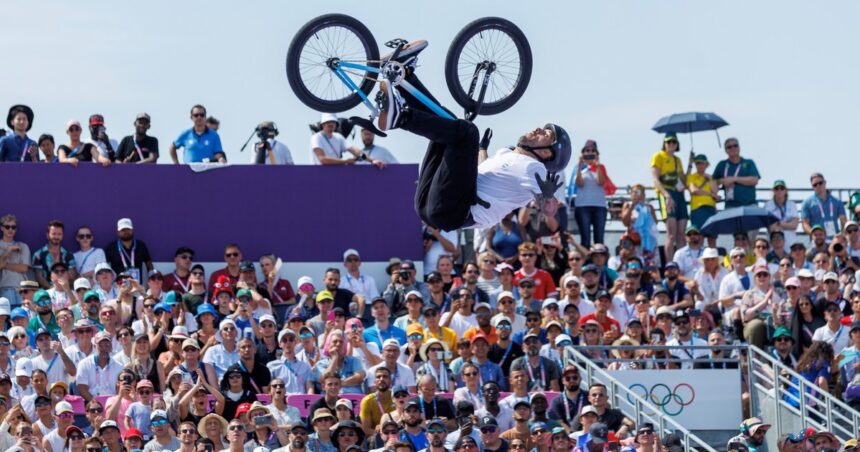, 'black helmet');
542,123,571,173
